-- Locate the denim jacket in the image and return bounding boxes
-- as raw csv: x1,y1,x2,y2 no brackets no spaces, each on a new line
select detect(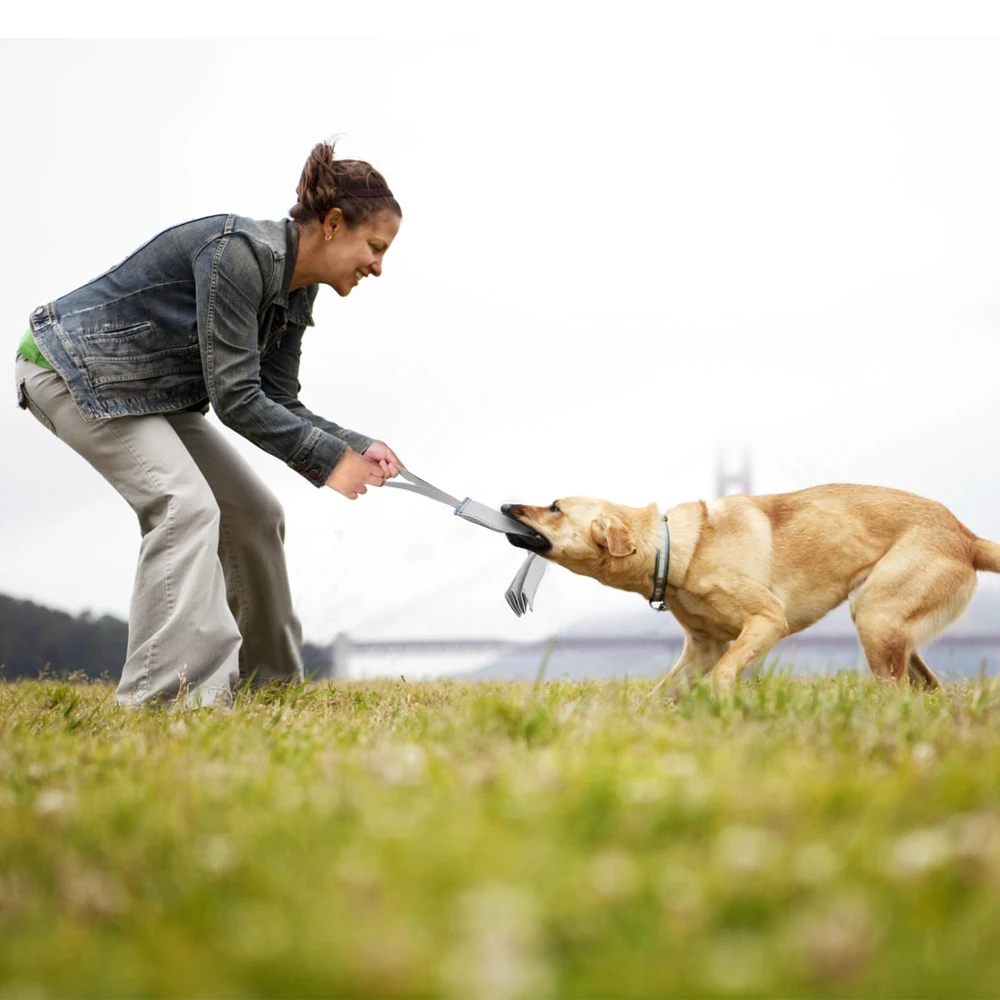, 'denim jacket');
25,214,372,487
